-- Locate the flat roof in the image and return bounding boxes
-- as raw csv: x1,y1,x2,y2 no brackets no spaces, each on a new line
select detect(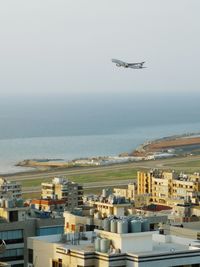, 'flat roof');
29,232,200,257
